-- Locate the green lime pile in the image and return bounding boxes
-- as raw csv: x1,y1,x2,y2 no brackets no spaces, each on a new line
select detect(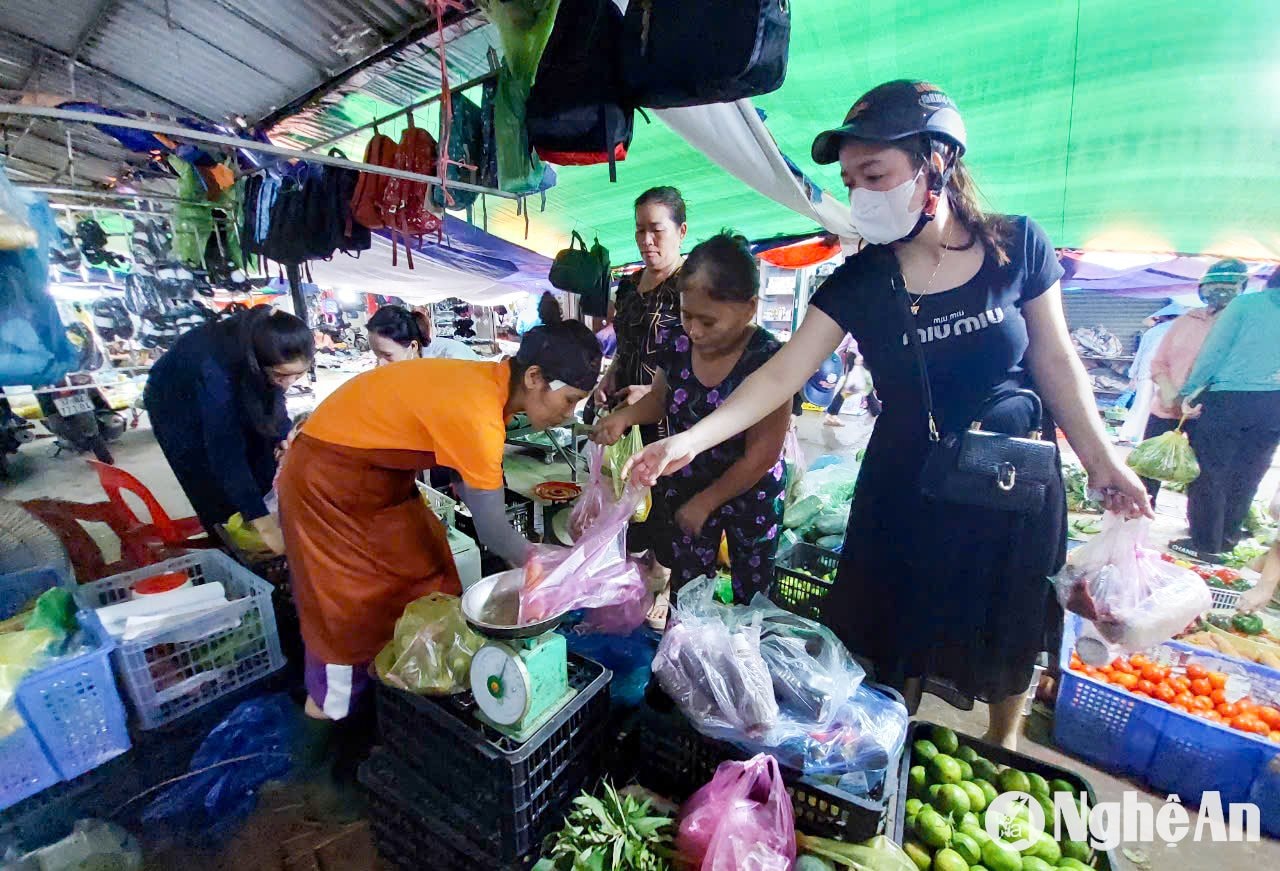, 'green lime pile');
903,726,1097,871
